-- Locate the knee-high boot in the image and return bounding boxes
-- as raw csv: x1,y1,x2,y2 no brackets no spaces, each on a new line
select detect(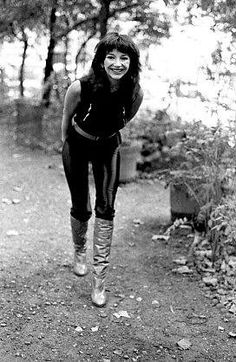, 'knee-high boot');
91,218,113,307
70,215,88,276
